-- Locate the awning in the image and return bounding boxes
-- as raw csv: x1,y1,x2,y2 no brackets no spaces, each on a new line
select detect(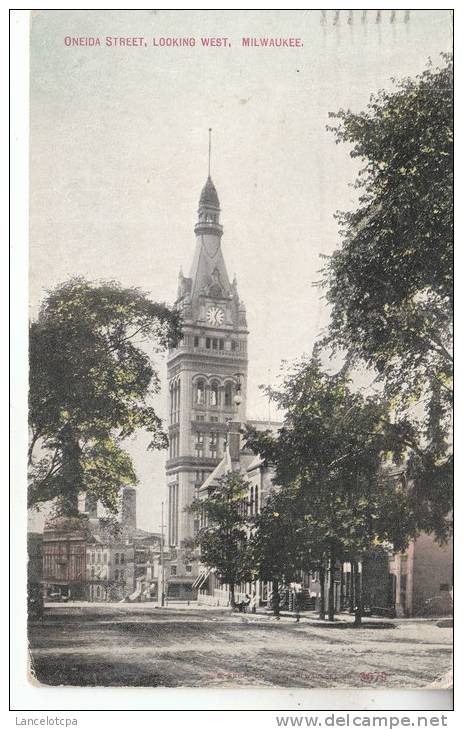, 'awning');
192,568,211,590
